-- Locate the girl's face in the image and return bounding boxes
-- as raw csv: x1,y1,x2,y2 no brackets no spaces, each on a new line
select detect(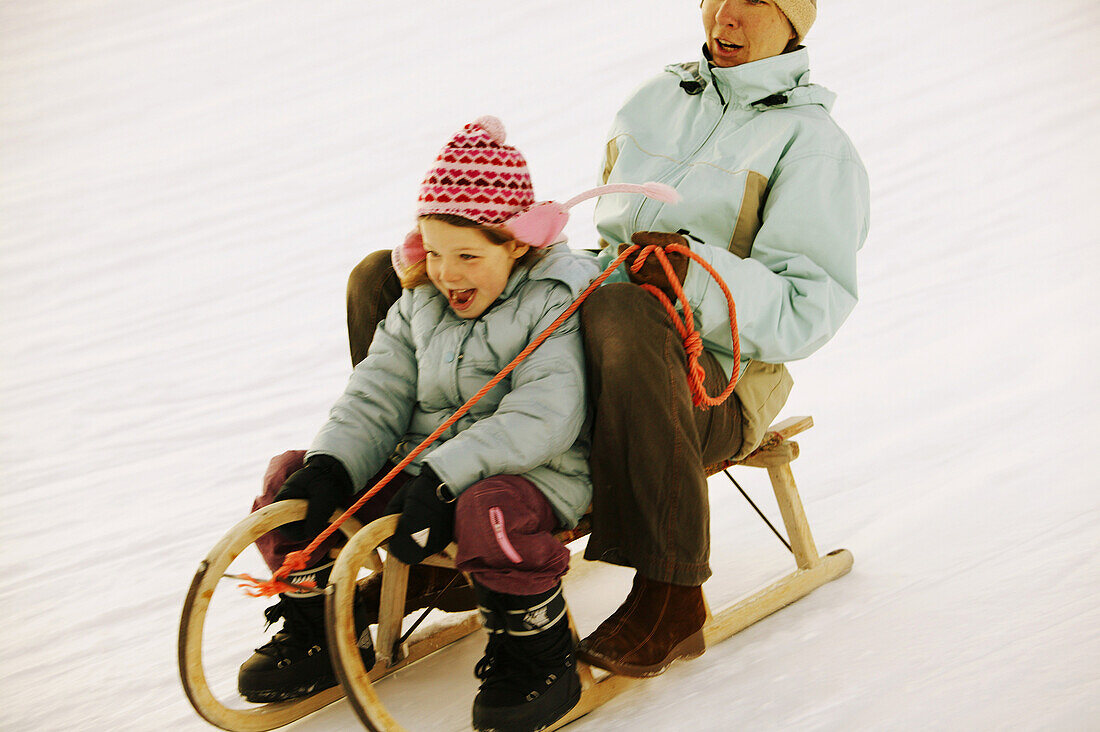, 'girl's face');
701,0,795,67
420,218,529,319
